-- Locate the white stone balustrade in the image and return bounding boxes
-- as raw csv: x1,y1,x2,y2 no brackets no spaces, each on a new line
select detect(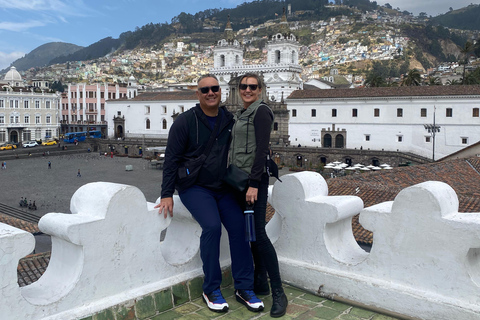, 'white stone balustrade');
271,172,480,320
0,182,231,320
1,172,480,319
